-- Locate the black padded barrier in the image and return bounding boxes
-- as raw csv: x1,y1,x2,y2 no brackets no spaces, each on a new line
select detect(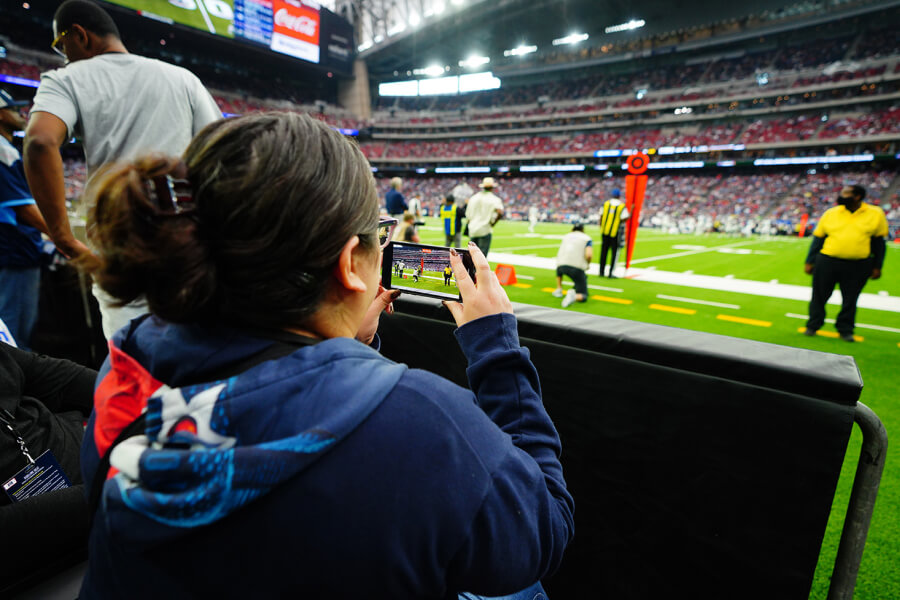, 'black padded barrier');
377,296,863,599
